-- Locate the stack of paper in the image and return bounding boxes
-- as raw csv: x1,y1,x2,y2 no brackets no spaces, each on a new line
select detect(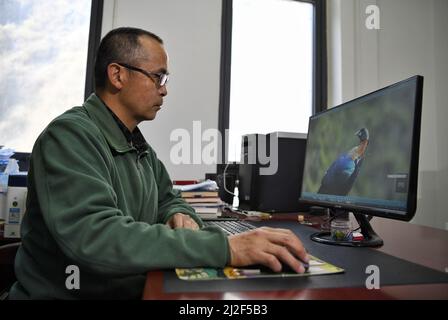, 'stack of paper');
175,180,223,219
